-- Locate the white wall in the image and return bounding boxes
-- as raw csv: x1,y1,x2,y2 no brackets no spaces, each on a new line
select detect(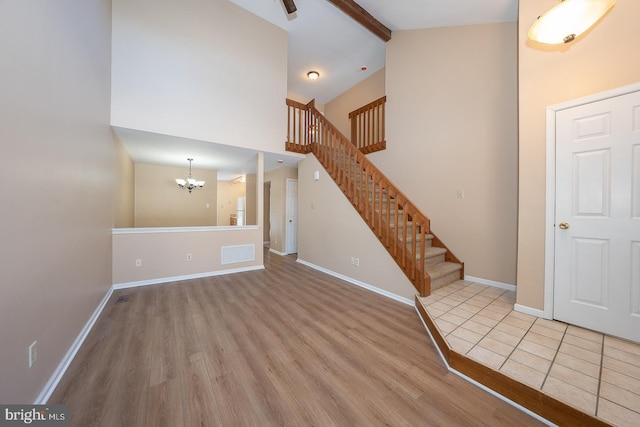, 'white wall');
112,227,263,285
297,156,417,301
0,0,114,403
325,68,386,138
111,0,288,154
374,22,518,286
134,163,218,227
